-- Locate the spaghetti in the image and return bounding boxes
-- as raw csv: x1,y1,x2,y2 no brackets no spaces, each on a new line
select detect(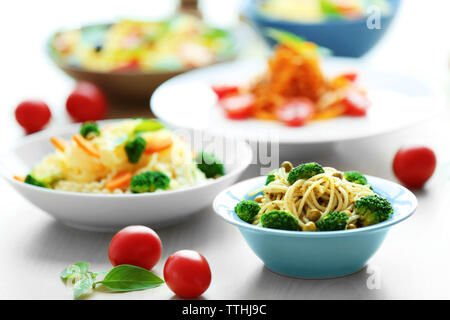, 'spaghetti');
250,162,377,231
